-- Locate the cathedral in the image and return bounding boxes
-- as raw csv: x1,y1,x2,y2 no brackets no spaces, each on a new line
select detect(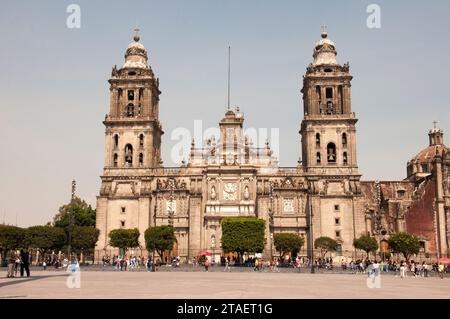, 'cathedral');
95,31,450,261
